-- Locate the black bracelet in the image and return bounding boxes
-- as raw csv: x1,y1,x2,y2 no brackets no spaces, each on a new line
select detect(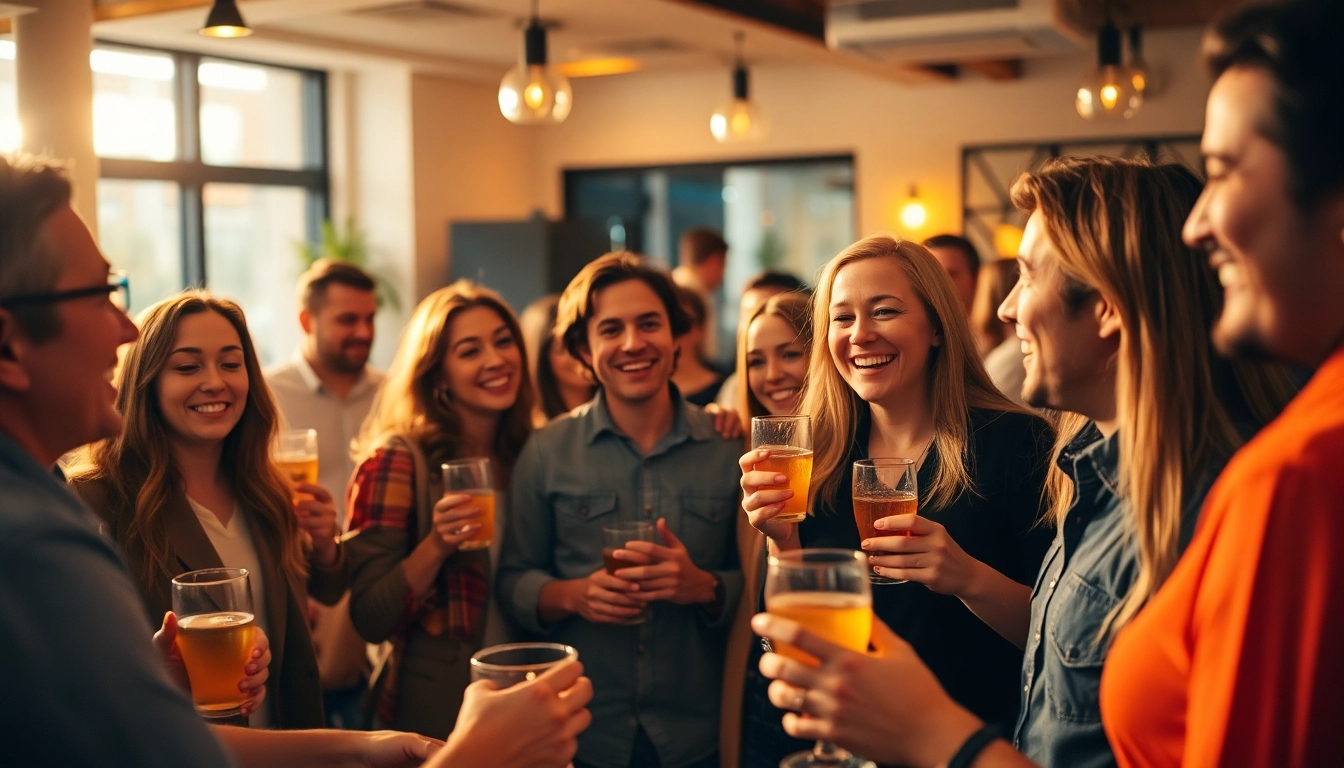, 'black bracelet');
946,723,1000,768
